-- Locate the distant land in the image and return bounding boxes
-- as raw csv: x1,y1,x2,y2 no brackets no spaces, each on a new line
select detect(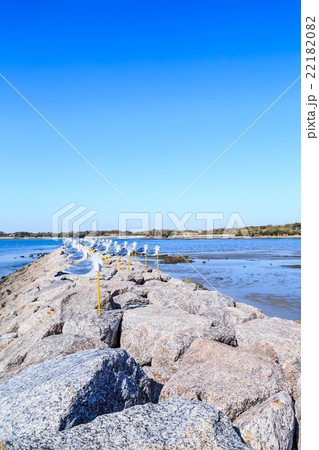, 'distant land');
0,223,301,239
